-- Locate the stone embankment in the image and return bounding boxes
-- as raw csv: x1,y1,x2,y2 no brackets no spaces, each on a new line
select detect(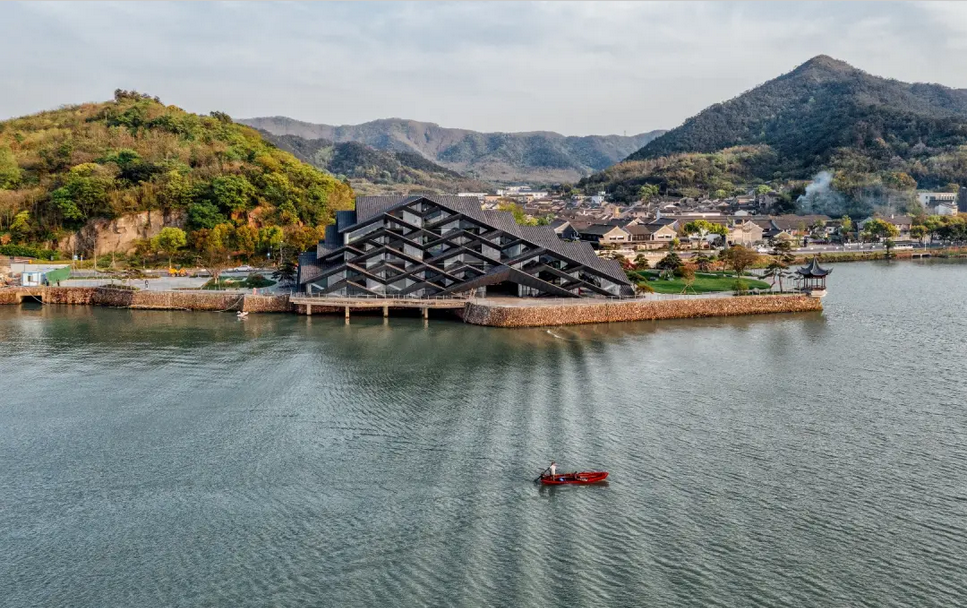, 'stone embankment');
2,288,823,327
0,287,292,312
463,295,822,328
